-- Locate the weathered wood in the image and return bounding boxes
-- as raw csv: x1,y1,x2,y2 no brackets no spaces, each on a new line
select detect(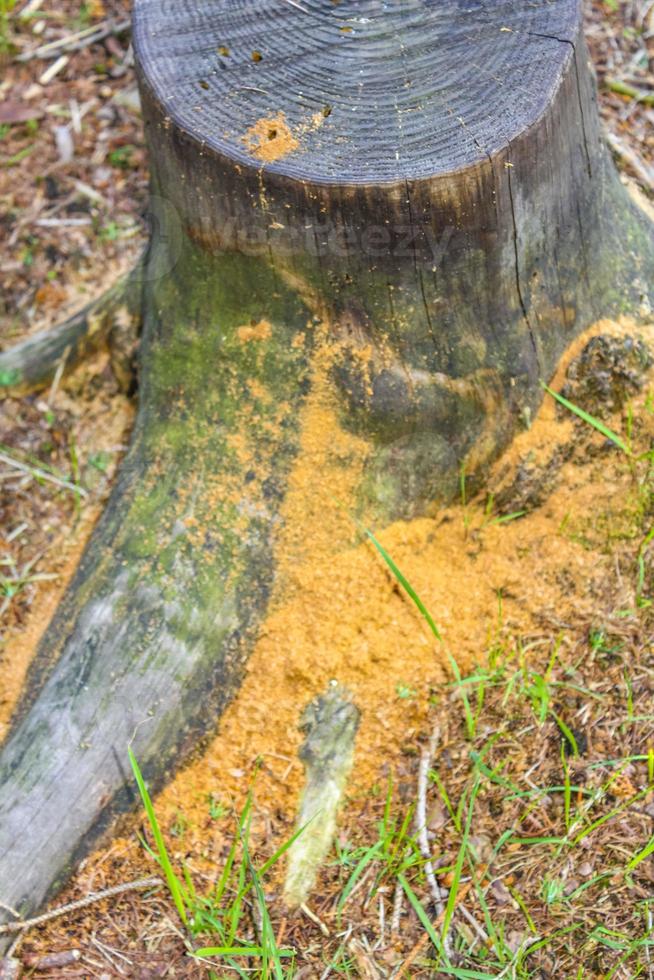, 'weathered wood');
0,0,652,933
0,263,142,395
135,0,653,509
